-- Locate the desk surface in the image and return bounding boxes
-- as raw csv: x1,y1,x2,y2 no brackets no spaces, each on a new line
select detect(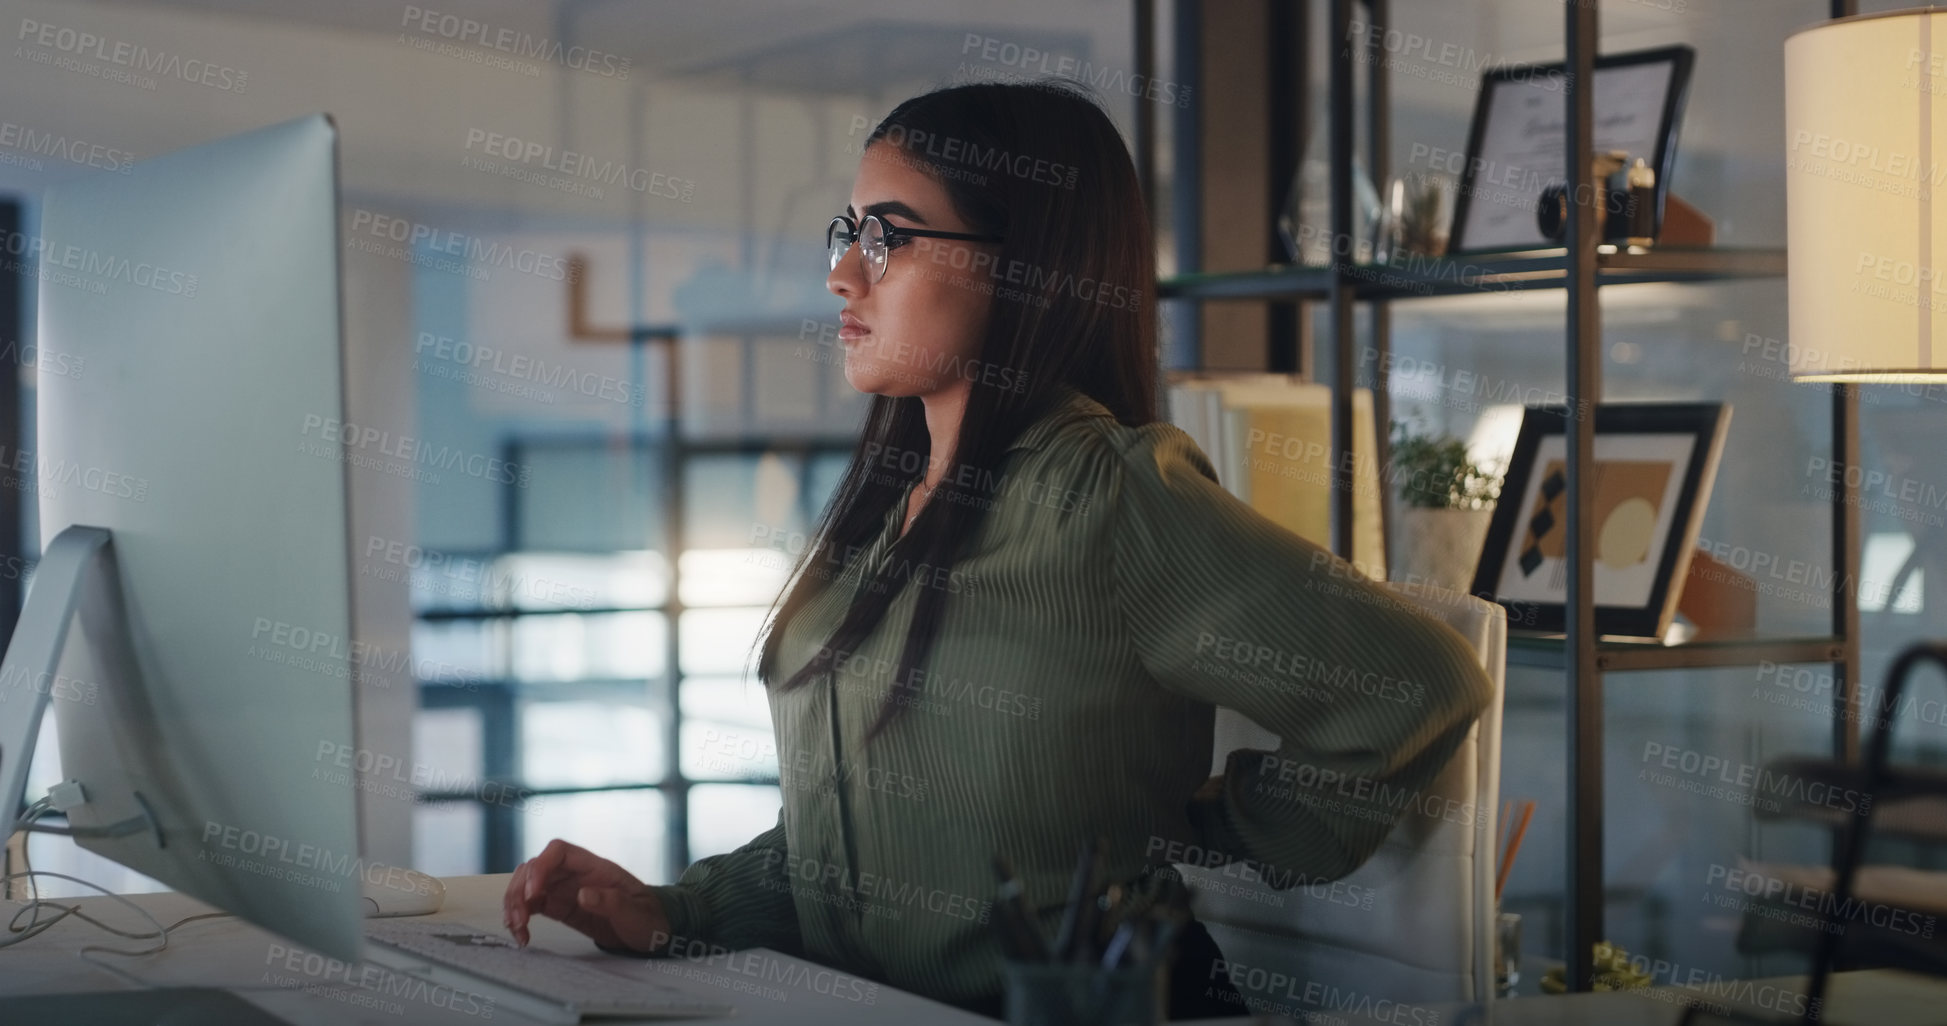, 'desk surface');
1377,971,1947,1026
1,873,999,1025
5,874,1945,1026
